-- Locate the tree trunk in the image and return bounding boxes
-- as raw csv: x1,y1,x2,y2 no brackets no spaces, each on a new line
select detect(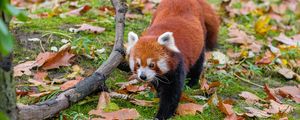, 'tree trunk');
0,10,17,120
